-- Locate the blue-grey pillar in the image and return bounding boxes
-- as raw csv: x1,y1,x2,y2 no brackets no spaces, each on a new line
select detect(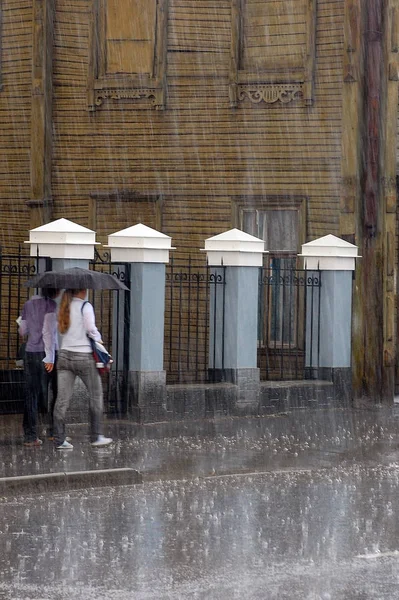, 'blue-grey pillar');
126,262,167,422
205,229,265,415
210,266,258,370
318,271,353,371
107,224,173,423
301,235,359,405
52,258,89,271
